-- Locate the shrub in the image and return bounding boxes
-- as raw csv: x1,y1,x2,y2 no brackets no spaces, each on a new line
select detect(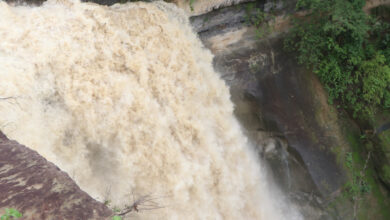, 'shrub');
285,0,390,119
